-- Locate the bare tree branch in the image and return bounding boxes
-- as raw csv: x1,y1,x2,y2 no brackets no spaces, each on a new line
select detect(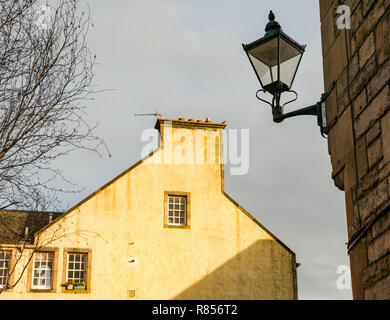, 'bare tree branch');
0,0,109,211
0,0,110,292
